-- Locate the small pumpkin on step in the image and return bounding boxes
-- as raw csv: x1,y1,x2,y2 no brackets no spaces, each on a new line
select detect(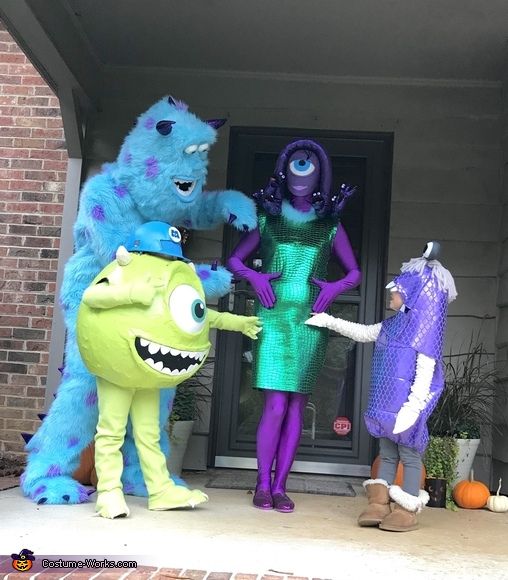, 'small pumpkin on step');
453,469,490,509
486,478,508,513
